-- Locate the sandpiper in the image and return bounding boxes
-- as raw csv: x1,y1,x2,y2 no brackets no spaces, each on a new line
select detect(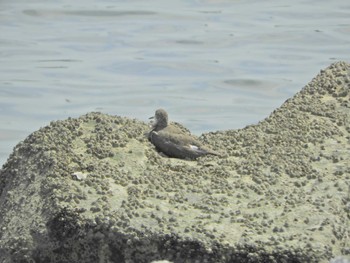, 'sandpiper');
148,109,221,159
